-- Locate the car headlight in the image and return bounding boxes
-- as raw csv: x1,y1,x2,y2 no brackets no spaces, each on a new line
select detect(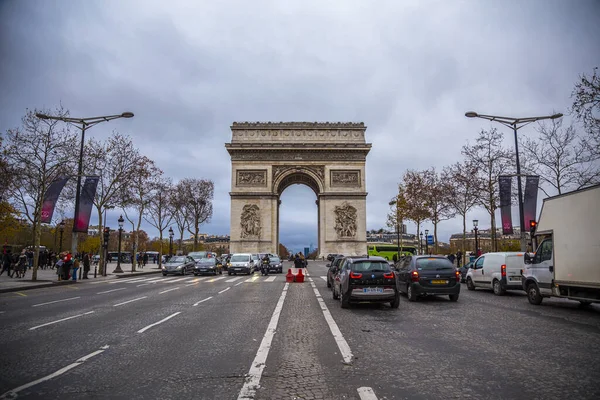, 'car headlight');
227,263,231,266
176,266,182,269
